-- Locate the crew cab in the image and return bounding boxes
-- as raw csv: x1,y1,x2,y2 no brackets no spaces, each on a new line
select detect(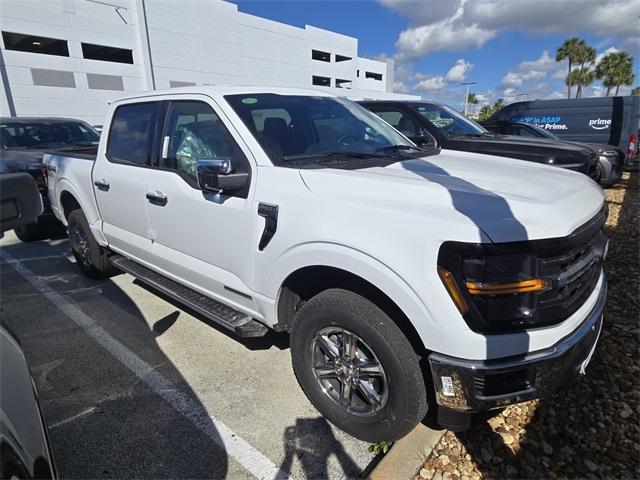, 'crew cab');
481,120,625,186
358,100,600,181
0,117,100,241
44,87,607,441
